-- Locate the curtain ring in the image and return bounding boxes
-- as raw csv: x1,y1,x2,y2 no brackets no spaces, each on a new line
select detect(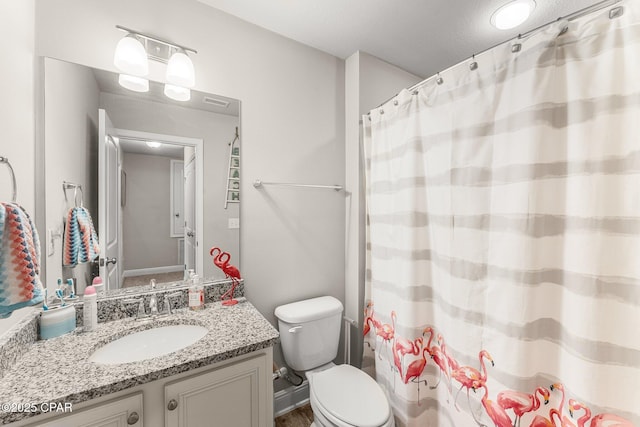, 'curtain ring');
393,100,398,106
511,43,522,53
436,73,444,85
